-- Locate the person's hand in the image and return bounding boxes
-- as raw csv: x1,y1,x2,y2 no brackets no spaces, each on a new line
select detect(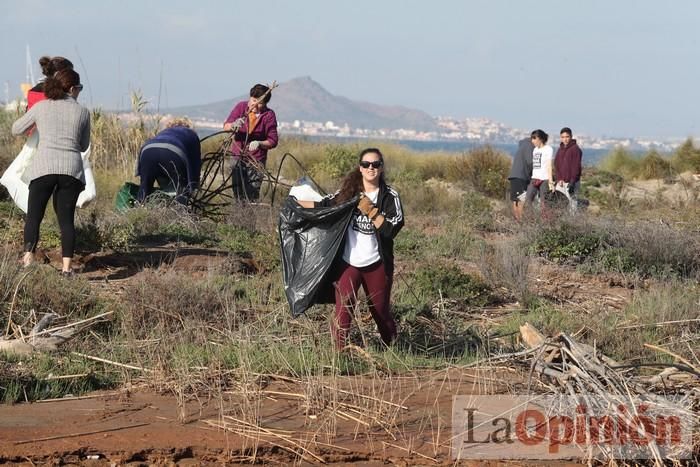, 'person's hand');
357,194,374,216
248,140,261,151
557,180,564,187
224,117,245,132
548,181,555,191
231,117,245,131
